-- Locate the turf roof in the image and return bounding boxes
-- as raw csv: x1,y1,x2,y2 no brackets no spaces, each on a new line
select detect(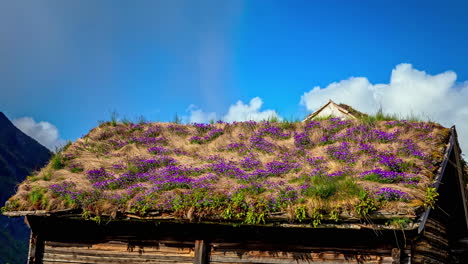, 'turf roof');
2,118,451,228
